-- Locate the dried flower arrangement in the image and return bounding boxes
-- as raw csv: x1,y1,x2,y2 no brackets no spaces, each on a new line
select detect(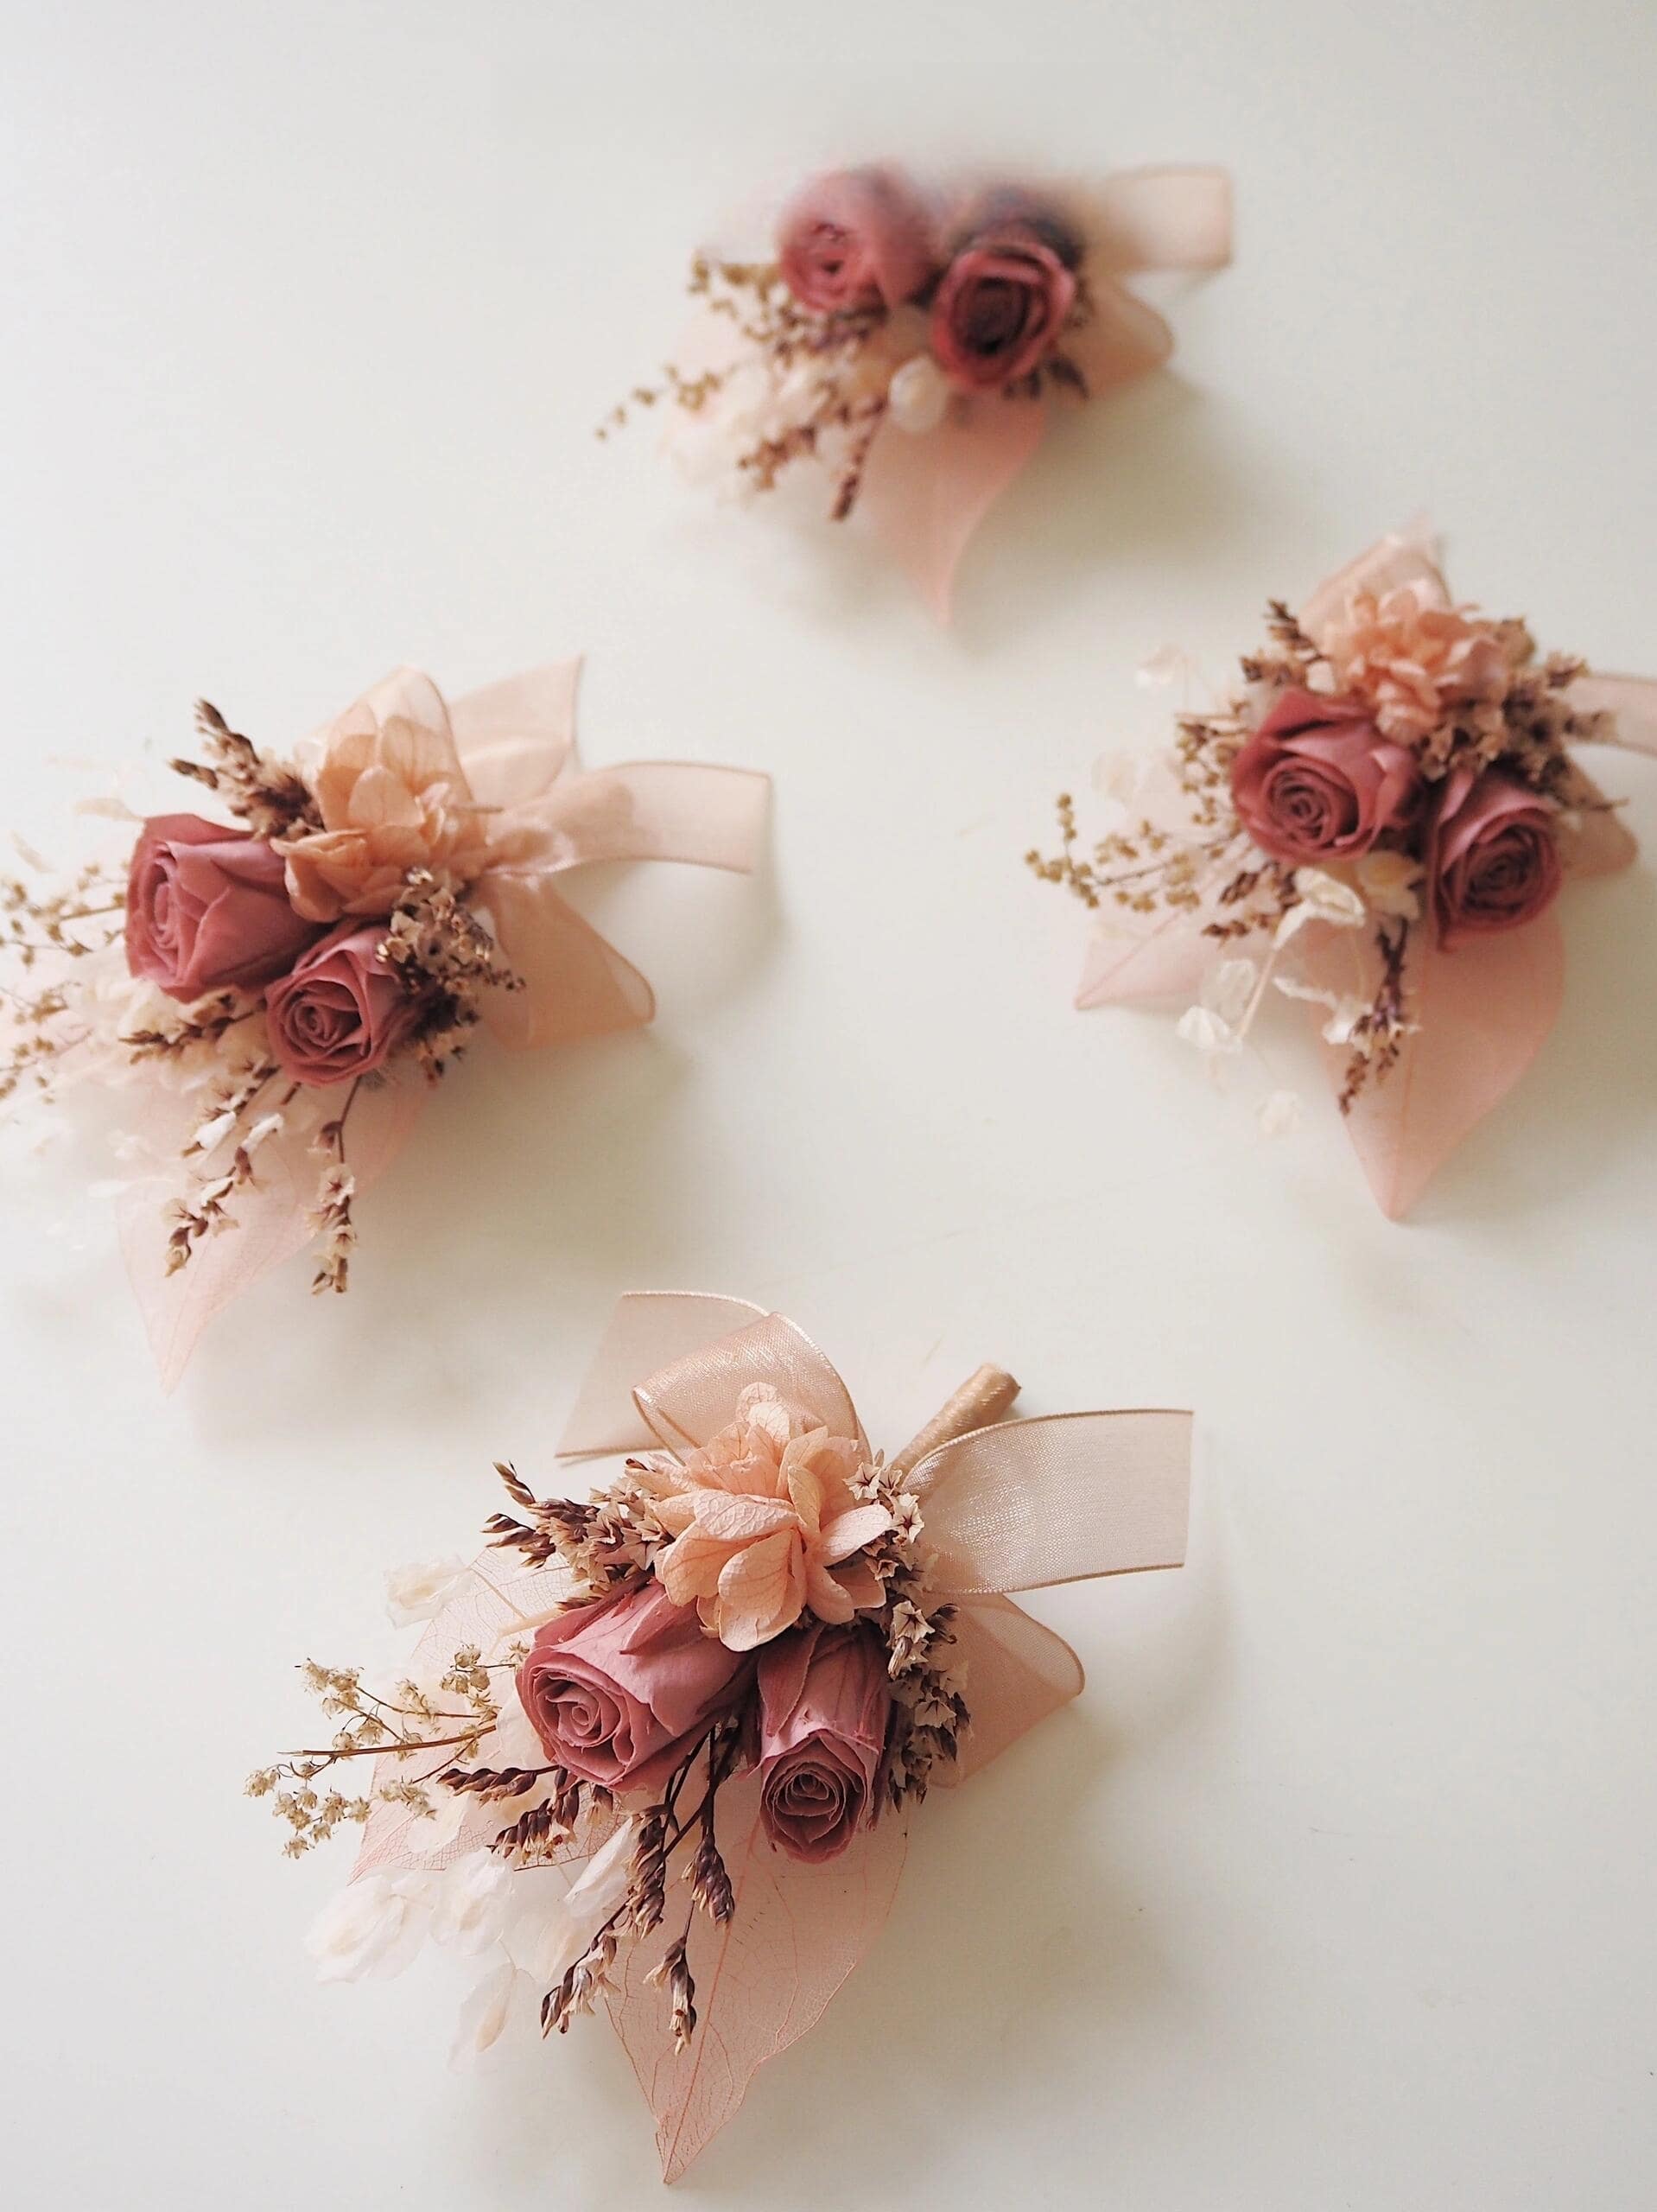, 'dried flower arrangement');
3,667,766,1382
607,164,1230,619
254,1292,1191,2181
1028,531,1656,1215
